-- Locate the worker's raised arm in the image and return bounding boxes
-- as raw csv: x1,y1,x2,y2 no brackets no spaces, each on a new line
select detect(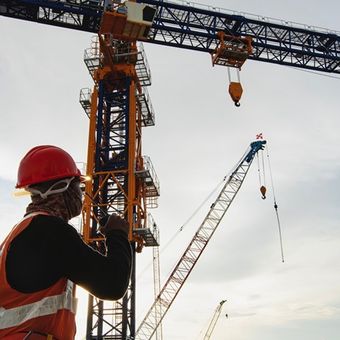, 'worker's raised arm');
60,215,132,300
6,214,132,301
